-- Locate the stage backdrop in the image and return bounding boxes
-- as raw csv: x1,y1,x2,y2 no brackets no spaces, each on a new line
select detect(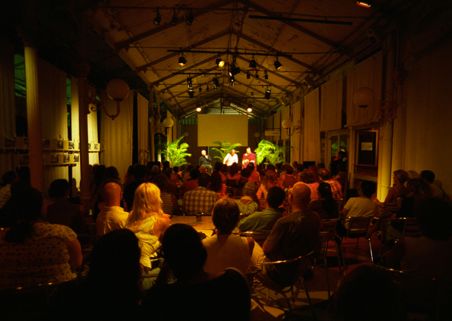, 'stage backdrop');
197,114,248,146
